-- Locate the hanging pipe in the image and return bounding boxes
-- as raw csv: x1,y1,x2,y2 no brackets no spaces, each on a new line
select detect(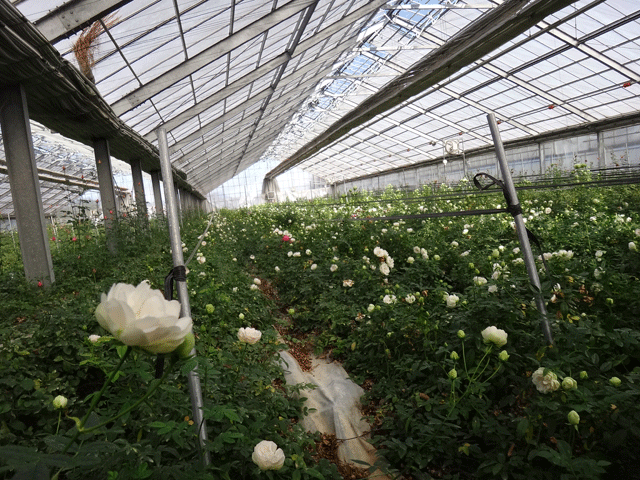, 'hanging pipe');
486,114,554,346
